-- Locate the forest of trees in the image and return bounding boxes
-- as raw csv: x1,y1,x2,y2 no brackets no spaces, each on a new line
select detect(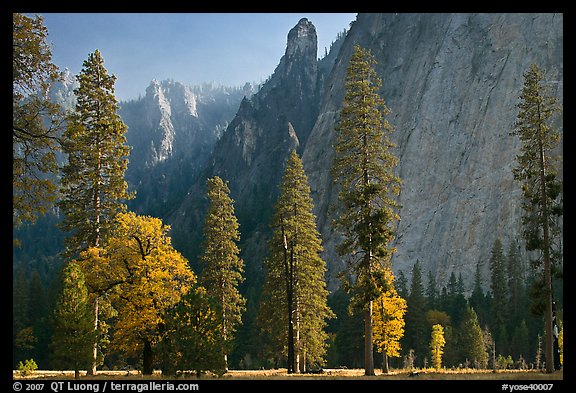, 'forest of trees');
13,14,563,377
